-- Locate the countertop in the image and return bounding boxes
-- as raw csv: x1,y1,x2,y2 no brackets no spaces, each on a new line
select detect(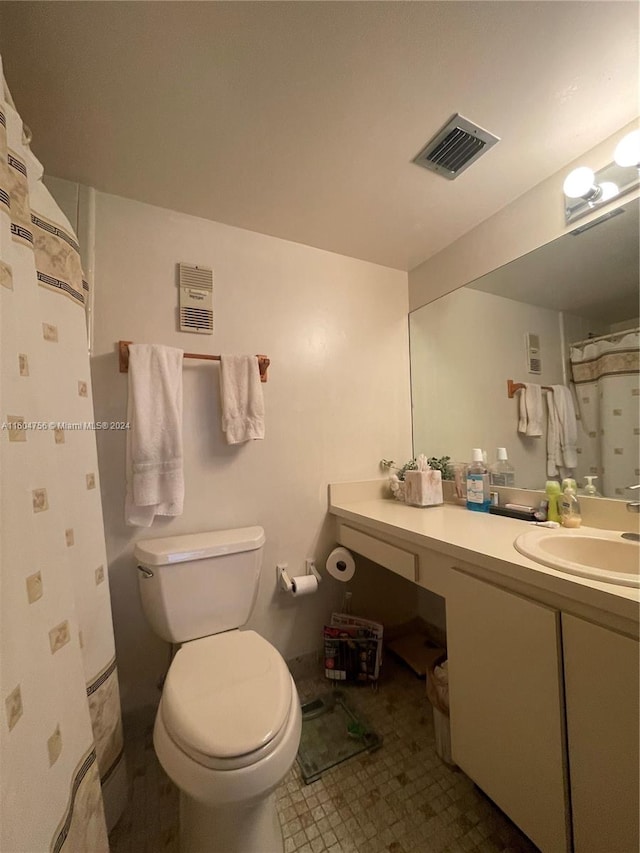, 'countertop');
329,481,639,631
